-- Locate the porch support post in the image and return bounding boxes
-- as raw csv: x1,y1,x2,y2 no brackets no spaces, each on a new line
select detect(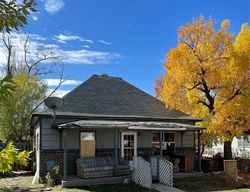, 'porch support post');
63,129,67,180
114,129,118,177
197,130,202,172
160,131,163,157
59,129,62,149
181,131,184,147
